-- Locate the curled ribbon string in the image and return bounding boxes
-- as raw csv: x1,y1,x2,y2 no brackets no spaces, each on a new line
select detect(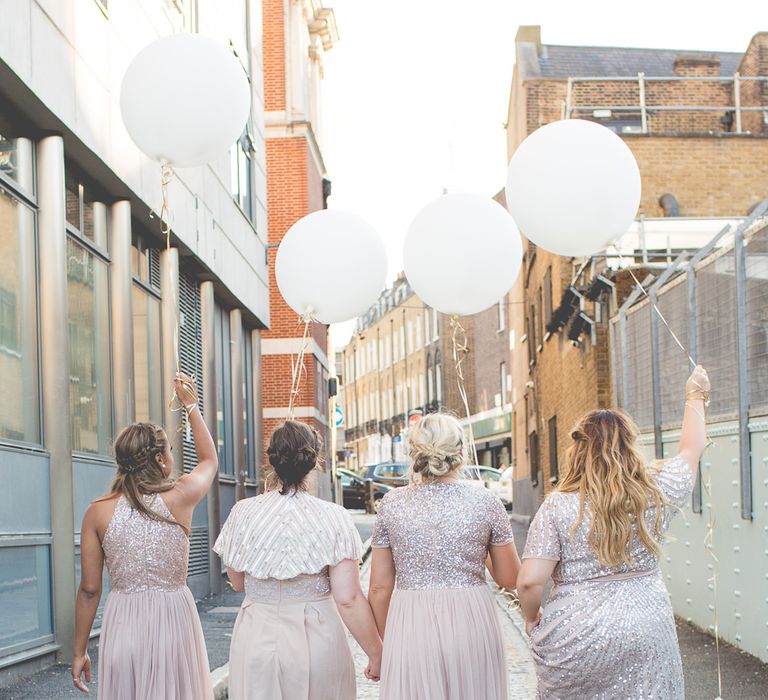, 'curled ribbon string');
449,315,479,469
287,313,313,421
